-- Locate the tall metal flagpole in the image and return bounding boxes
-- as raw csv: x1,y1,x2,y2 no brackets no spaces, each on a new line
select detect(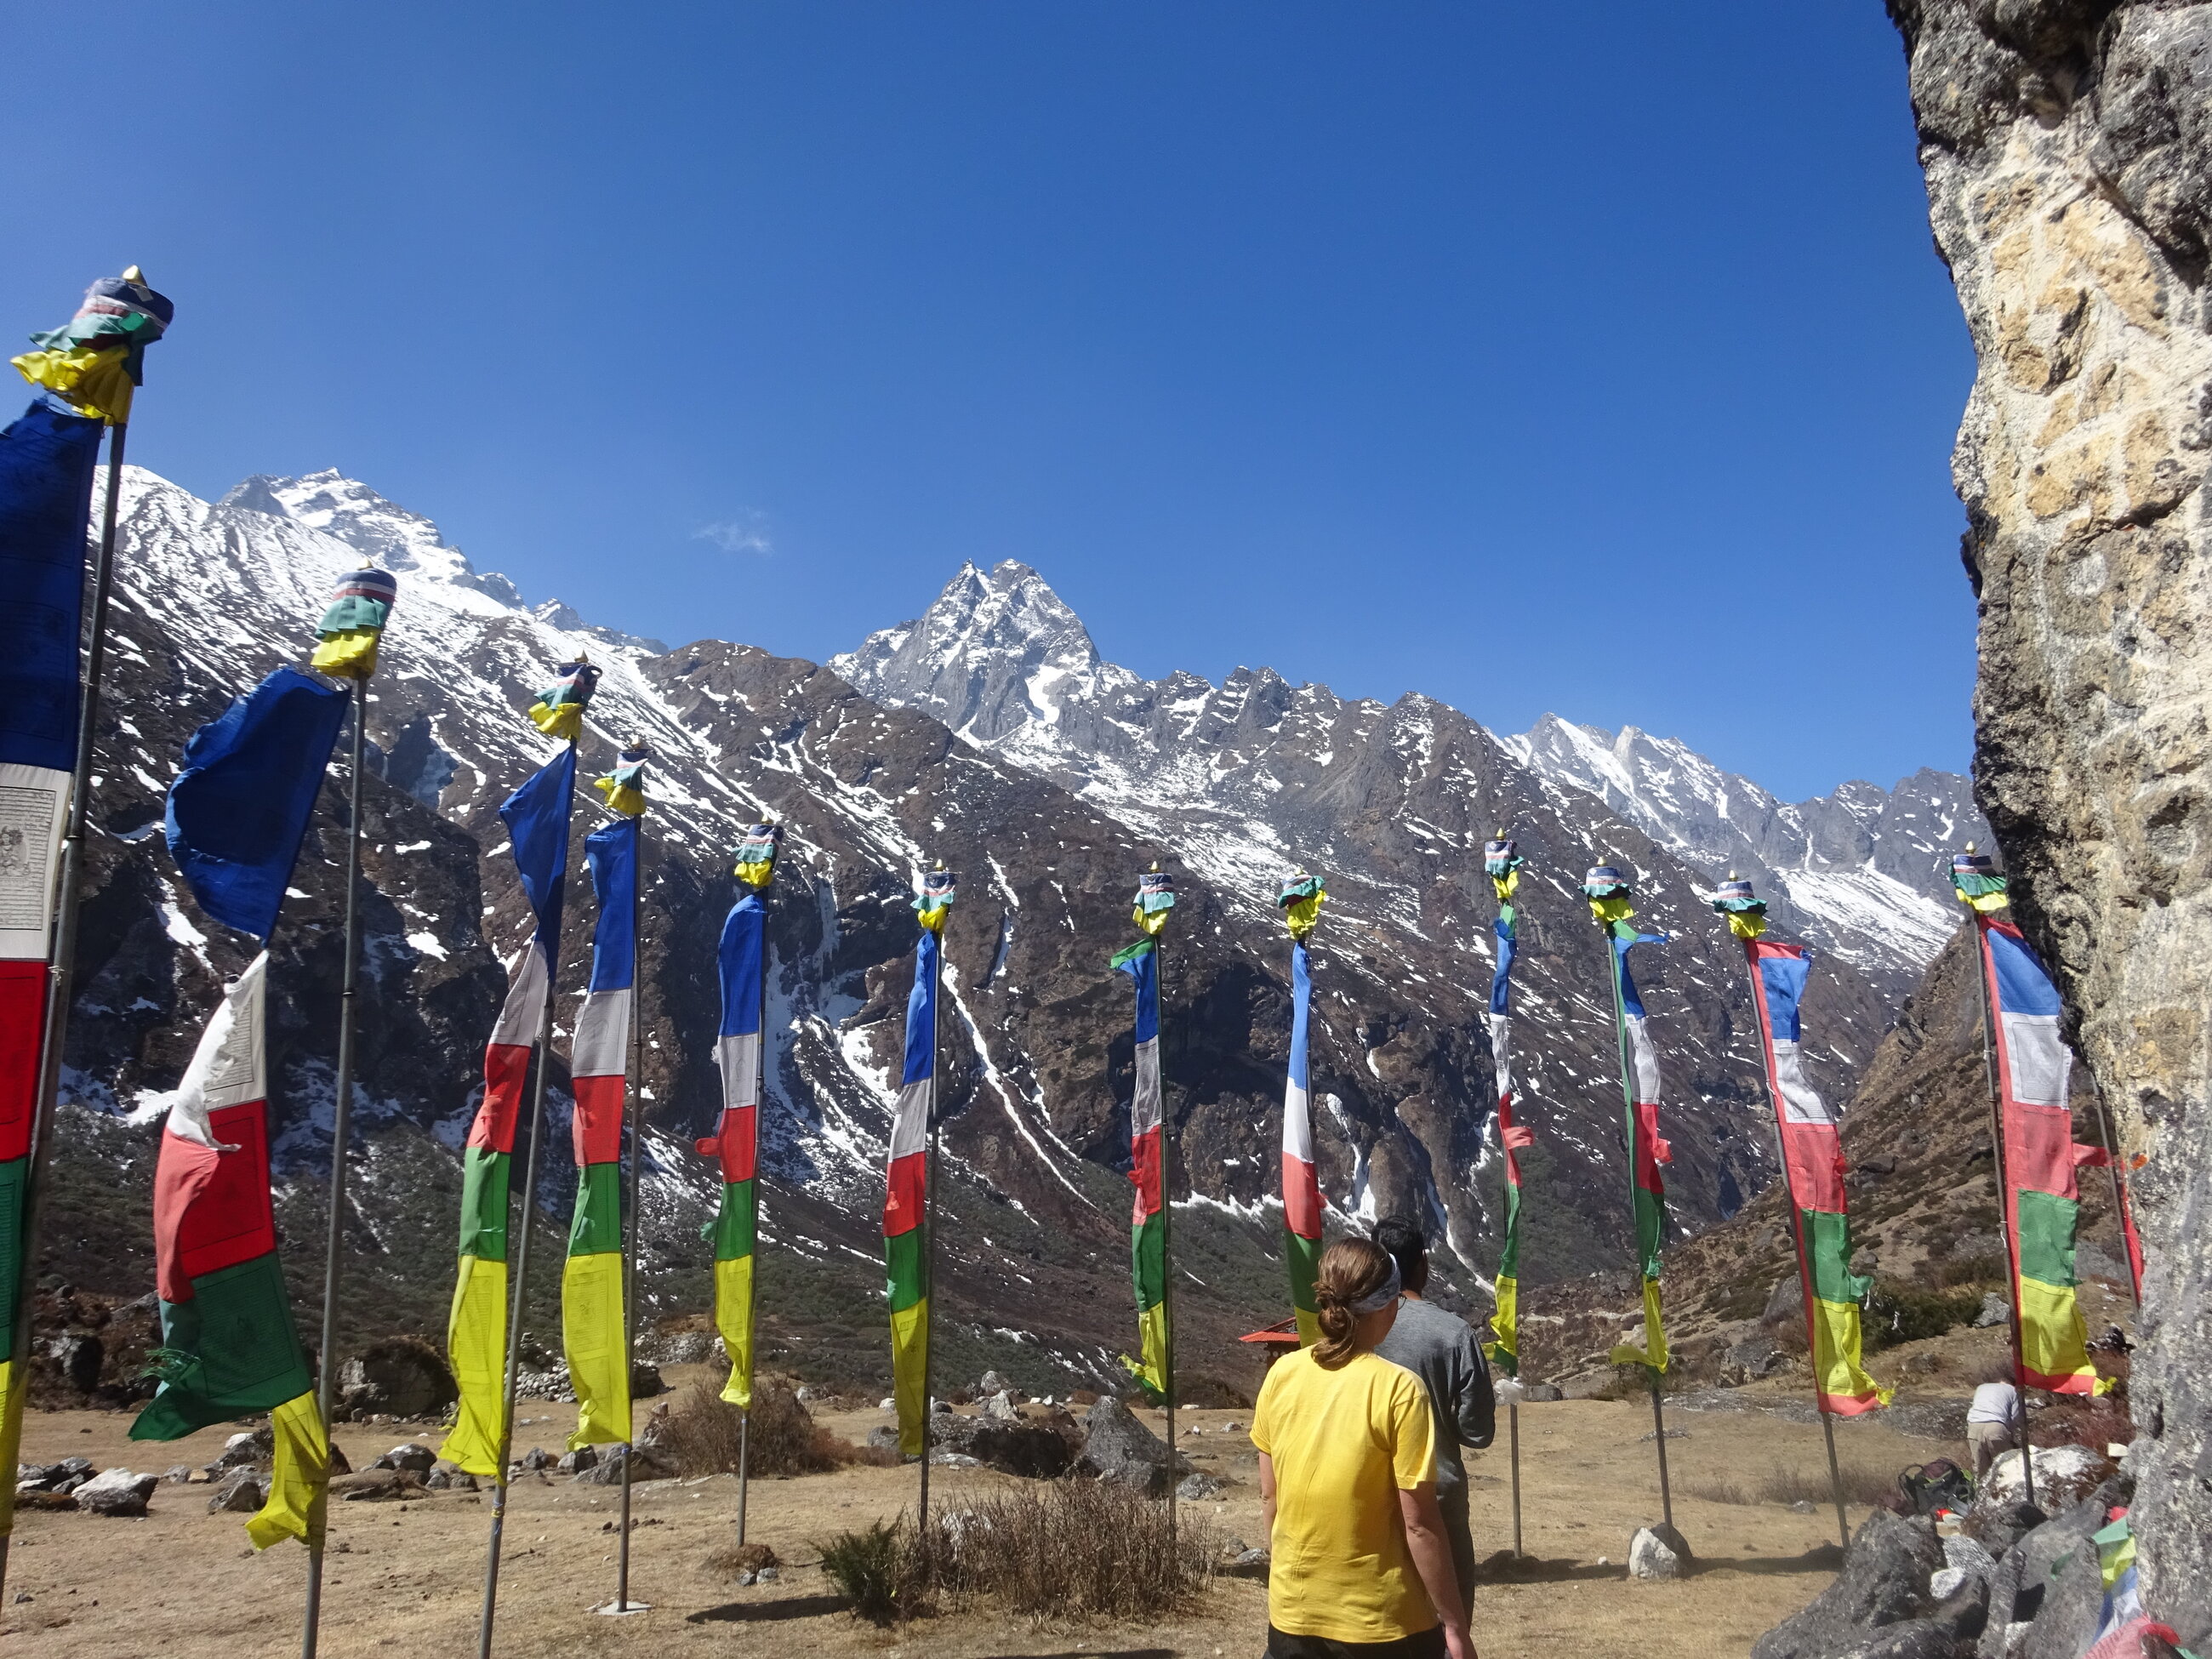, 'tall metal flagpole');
1155,865,1178,1562
302,653,373,1659
1724,886,1848,1550
1962,843,2034,1509
1491,834,1523,1561
0,416,129,1605
476,740,575,1659
615,794,647,1612
1598,910,1672,1530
